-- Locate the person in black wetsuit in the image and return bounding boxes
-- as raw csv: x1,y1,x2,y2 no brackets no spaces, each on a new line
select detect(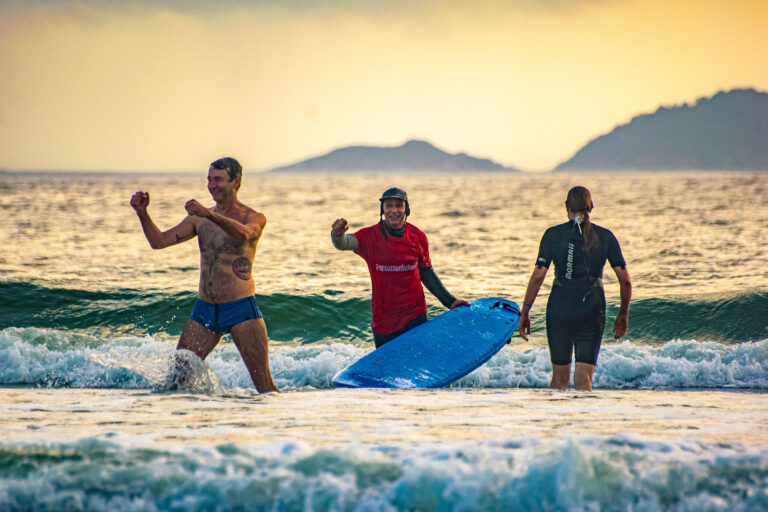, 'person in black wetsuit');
519,186,631,391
